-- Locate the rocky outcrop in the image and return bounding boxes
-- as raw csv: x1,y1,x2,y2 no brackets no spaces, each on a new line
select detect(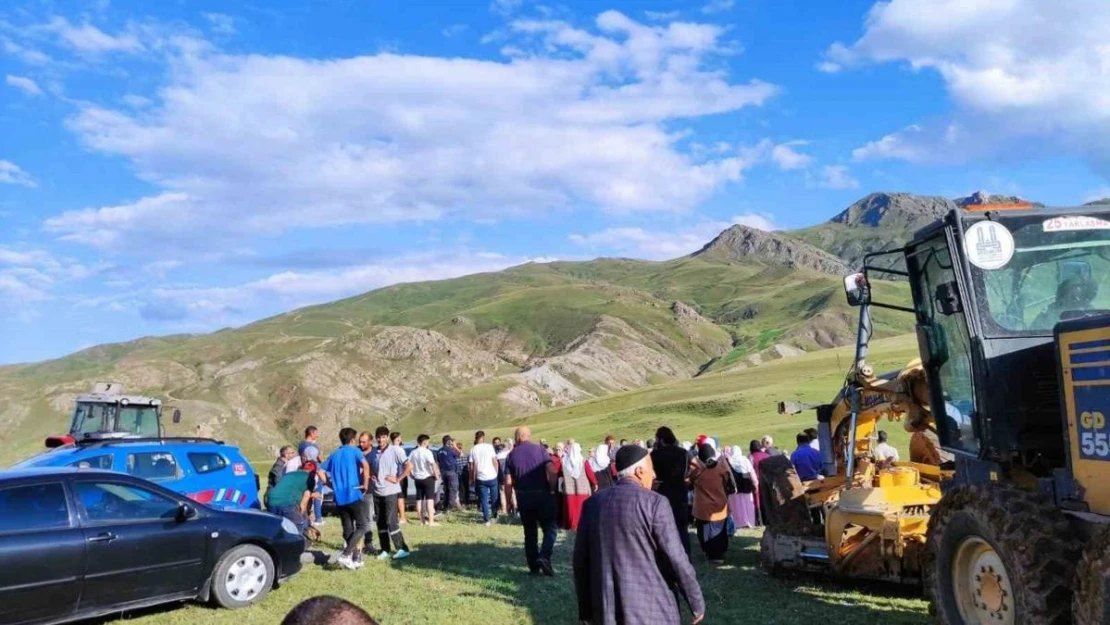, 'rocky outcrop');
830,192,956,230
693,225,847,275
